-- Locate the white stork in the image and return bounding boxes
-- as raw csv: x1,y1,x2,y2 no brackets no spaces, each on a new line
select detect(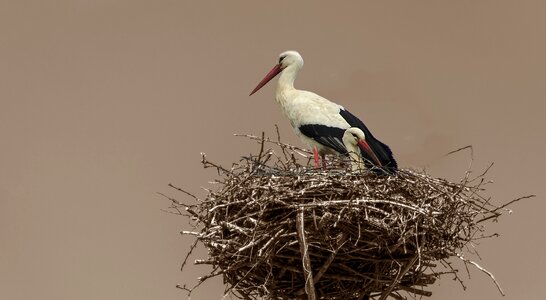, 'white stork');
342,127,380,172
250,50,397,174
